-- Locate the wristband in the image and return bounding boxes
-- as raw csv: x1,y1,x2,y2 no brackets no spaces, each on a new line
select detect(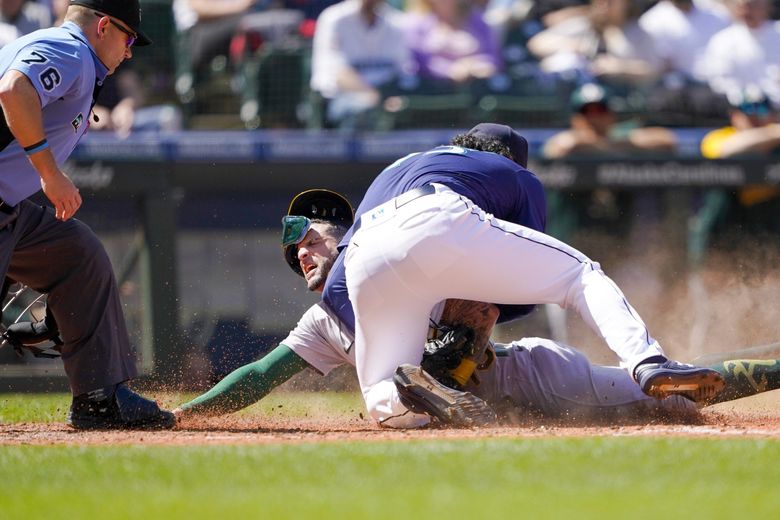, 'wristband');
24,139,49,155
